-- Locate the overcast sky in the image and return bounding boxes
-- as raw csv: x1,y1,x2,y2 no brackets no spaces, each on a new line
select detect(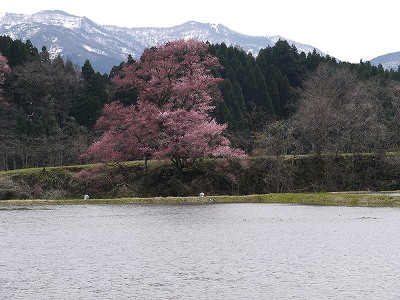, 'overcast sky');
1,0,398,63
